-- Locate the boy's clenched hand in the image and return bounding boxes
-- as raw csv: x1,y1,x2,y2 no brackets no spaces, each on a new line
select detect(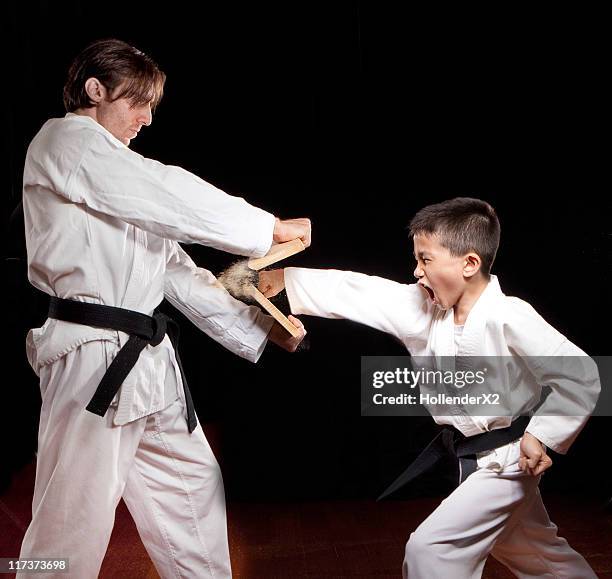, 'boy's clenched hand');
259,269,286,298
519,432,553,476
